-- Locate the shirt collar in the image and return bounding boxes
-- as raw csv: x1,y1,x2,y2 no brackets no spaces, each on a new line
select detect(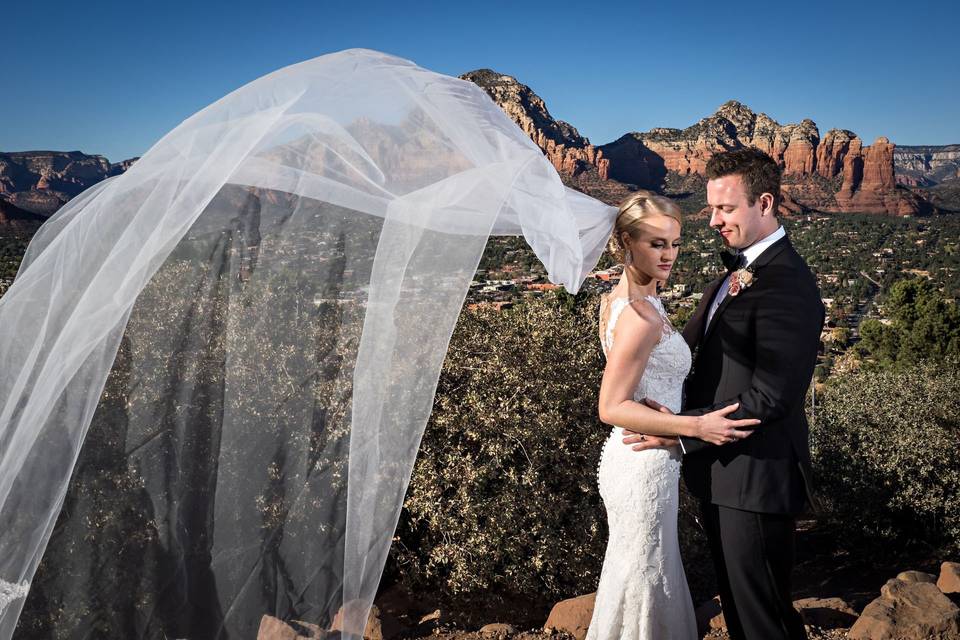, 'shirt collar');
740,225,786,266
